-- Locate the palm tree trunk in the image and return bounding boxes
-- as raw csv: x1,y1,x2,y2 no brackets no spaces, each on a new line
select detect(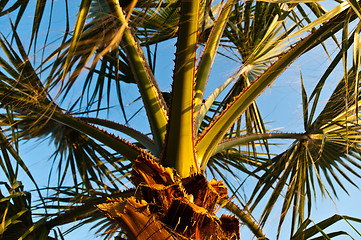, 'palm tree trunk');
97,153,240,239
